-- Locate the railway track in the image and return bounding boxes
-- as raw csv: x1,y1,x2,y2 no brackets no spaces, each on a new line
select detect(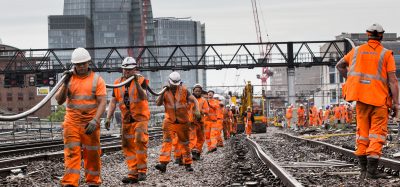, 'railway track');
247,128,400,186
0,129,163,177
